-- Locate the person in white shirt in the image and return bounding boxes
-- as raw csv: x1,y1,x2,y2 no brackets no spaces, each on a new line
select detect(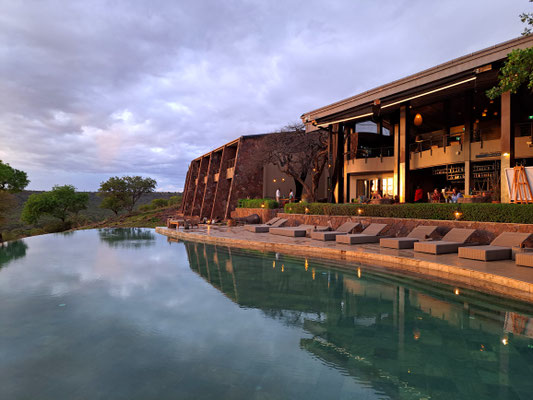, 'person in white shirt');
275,188,281,203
